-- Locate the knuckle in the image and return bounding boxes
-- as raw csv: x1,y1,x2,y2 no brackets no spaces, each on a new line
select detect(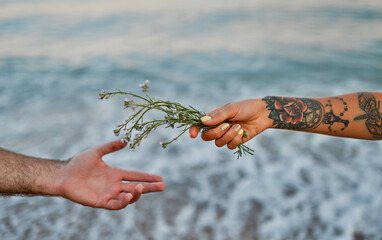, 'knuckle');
227,145,236,150
201,133,210,141
201,132,214,141
222,102,232,109
227,138,240,150
215,140,225,148
224,132,236,140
